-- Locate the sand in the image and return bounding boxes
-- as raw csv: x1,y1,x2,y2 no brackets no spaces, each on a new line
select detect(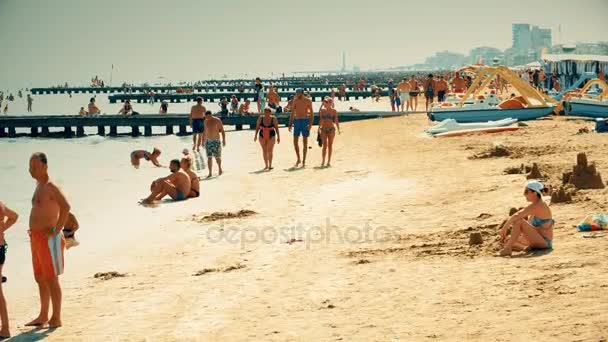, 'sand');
6,113,608,341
